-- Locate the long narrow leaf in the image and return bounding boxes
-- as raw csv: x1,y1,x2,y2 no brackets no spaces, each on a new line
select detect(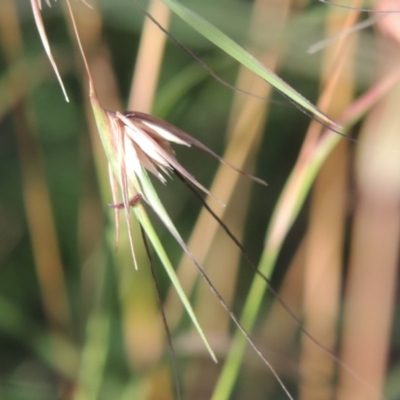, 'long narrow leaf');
162,0,339,129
